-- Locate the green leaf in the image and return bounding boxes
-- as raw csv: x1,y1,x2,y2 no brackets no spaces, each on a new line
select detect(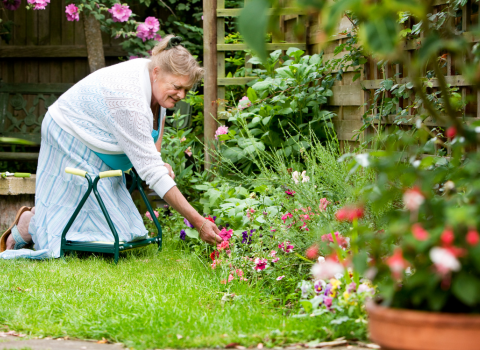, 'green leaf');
352,251,368,275
360,14,399,56
252,80,271,91
237,0,269,63
185,228,199,239
300,300,313,314
248,56,263,65
247,87,258,103
452,272,480,306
